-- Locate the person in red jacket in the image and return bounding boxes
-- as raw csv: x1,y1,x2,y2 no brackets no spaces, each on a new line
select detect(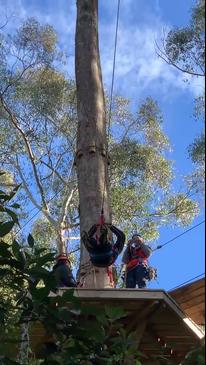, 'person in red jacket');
122,233,152,288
